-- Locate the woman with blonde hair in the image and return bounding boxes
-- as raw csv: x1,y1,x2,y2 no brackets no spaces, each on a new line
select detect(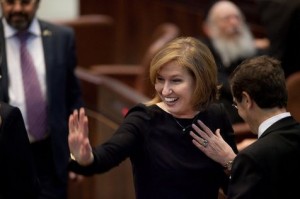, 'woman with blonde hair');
68,37,238,199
